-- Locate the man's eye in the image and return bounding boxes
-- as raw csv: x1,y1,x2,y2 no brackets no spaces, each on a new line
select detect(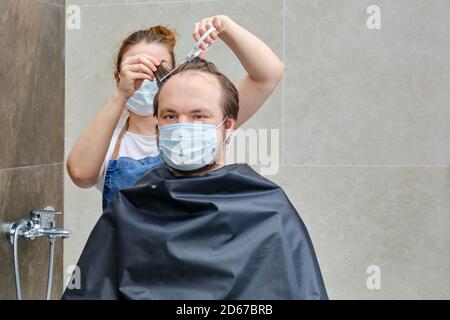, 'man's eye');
164,114,175,120
193,115,206,120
